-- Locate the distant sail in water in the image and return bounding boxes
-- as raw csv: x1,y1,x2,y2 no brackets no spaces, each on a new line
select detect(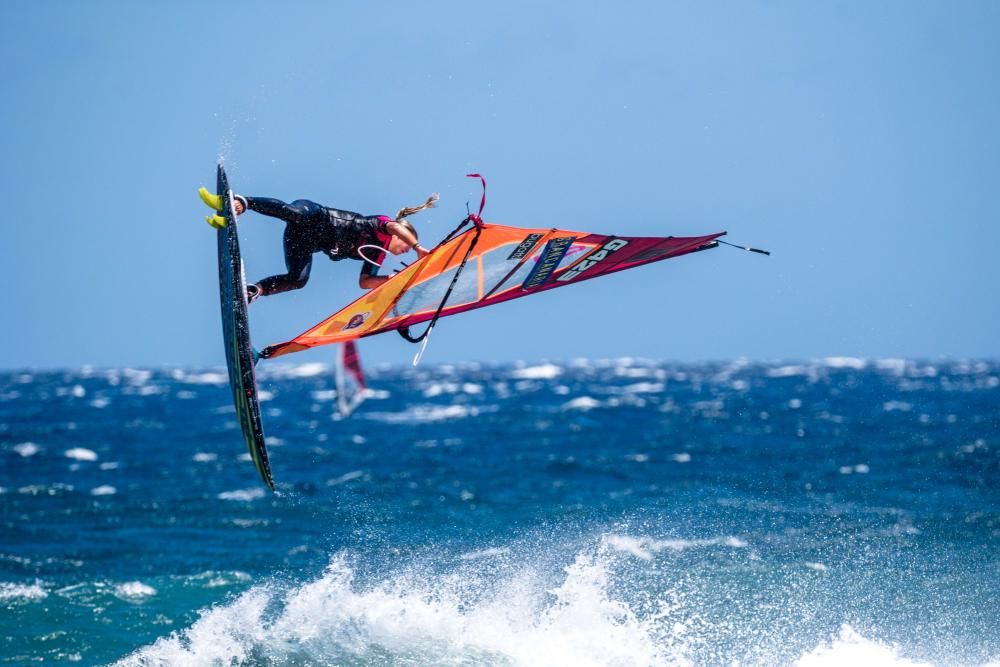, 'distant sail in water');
335,340,367,419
